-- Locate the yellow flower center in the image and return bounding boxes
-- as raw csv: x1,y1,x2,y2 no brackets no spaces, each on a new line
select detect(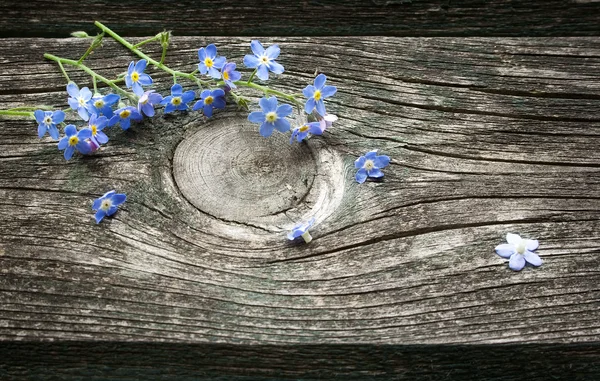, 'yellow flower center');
299,124,309,132
172,97,182,106
94,100,104,108
68,136,79,146
131,71,140,82
313,90,322,101
222,71,229,80
204,57,214,68
364,159,375,170
204,96,214,105
265,111,277,123
100,199,112,211
44,116,52,125
120,109,131,118
91,125,97,135
516,240,527,254
260,56,269,64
